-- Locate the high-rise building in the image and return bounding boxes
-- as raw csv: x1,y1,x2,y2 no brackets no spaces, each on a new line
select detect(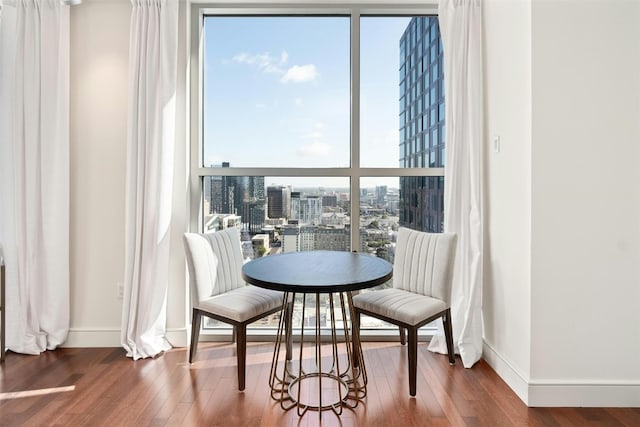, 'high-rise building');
285,223,366,253
205,163,266,233
321,194,337,208
206,162,230,214
267,185,291,219
289,191,300,222
251,176,265,200
398,17,445,233
299,225,316,251
281,225,299,253
243,176,266,233
244,199,265,234
375,185,387,208
314,226,350,252
291,195,323,225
